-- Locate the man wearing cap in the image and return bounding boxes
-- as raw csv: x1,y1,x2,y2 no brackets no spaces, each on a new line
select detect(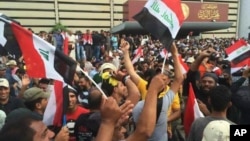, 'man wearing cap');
5,60,18,86
66,88,89,141
6,60,18,75
183,47,238,121
0,78,25,115
187,85,235,141
0,63,17,97
183,48,220,116
23,87,50,119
